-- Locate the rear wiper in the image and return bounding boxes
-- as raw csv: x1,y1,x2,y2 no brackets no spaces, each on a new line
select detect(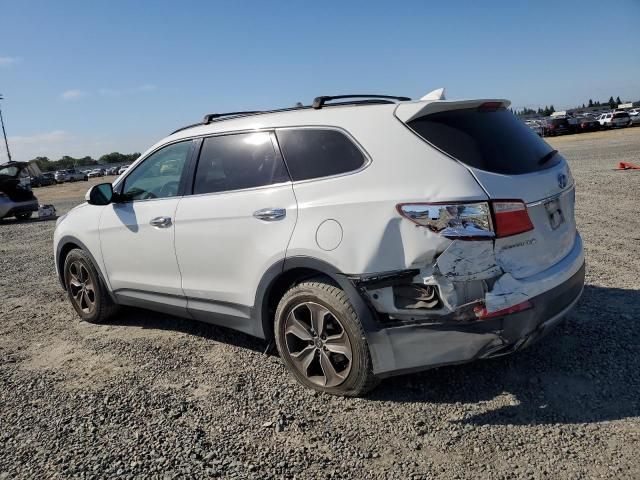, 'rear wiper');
538,149,558,165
